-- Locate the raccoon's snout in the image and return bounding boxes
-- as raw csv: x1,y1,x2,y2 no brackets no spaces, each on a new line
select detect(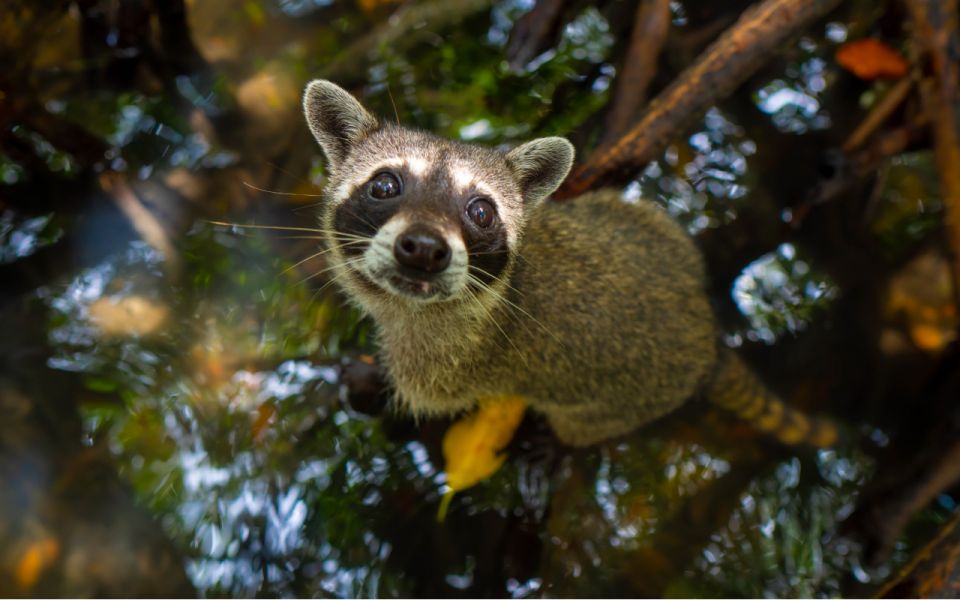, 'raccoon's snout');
393,225,451,274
